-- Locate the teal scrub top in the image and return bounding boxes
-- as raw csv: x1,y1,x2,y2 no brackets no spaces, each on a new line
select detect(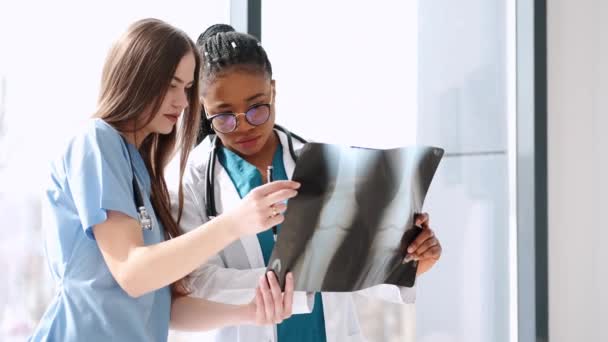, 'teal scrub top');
30,119,171,342
218,141,327,342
